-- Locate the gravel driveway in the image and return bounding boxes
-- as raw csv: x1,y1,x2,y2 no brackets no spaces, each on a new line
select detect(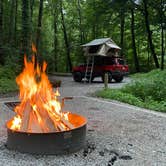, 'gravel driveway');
0,76,165,166
50,75,131,97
